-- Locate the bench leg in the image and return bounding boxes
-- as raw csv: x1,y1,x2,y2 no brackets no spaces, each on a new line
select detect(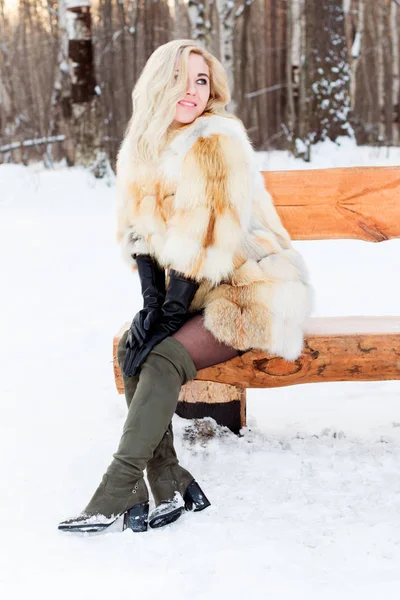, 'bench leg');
176,381,246,434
